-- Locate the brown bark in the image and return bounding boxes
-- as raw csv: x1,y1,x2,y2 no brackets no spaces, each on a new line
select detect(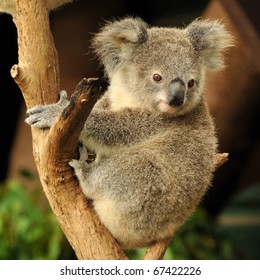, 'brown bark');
11,0,228,260
144,238,172,260
12,0,127,260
